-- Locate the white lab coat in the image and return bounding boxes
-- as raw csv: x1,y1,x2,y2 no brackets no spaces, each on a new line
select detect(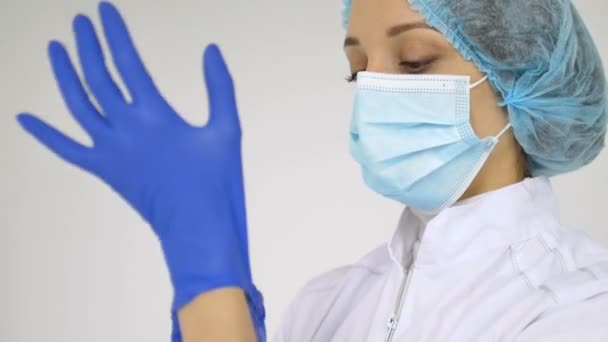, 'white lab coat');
273,177,608,341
